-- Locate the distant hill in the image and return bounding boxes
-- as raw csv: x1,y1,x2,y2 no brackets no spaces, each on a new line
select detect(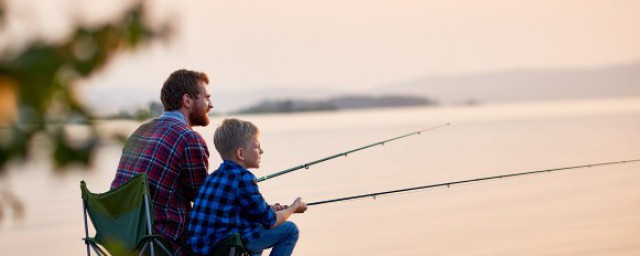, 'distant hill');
84,61,640,115
380,61,640,104
235,95,436,114
229,61,640,113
